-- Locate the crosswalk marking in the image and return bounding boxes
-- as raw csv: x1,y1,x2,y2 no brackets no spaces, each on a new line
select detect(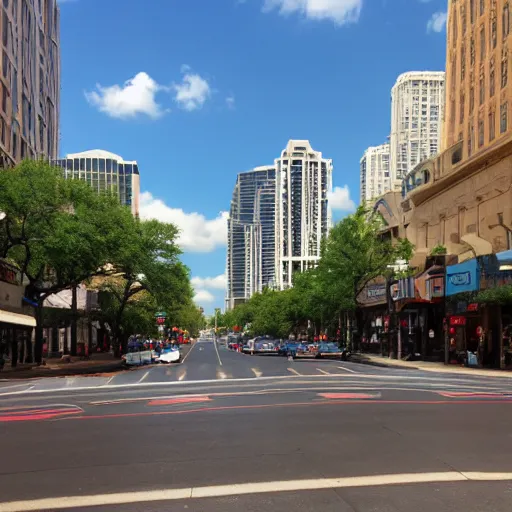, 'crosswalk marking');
337,366,358,374
251,368,263,378
287,368,301,376
317,368,330,375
